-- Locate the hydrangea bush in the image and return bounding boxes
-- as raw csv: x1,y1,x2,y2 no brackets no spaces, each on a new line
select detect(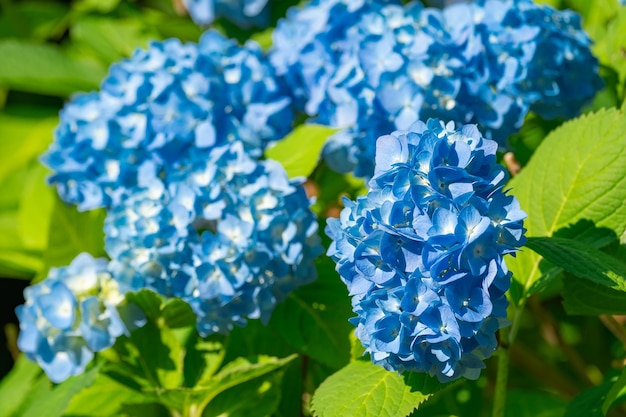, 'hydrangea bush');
2,0,626,416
